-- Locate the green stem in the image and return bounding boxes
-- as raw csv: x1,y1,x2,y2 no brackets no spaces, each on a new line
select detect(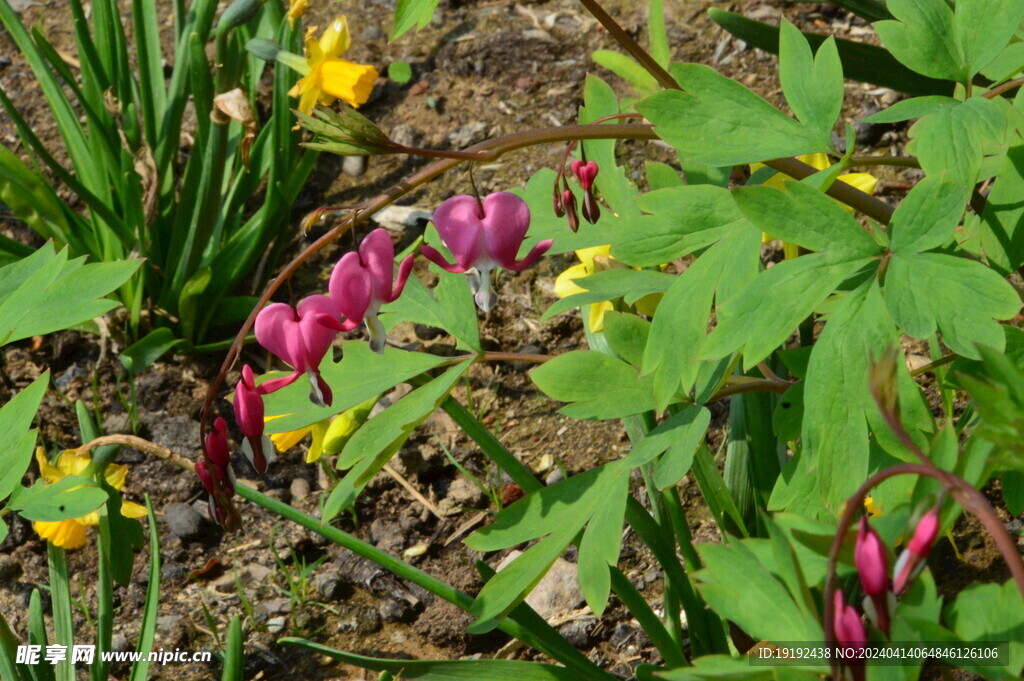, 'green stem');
848,155,920,169
639,464,685,650
235,484,613,681
92,520,114,681
47,544,75,681
662,487,702,574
